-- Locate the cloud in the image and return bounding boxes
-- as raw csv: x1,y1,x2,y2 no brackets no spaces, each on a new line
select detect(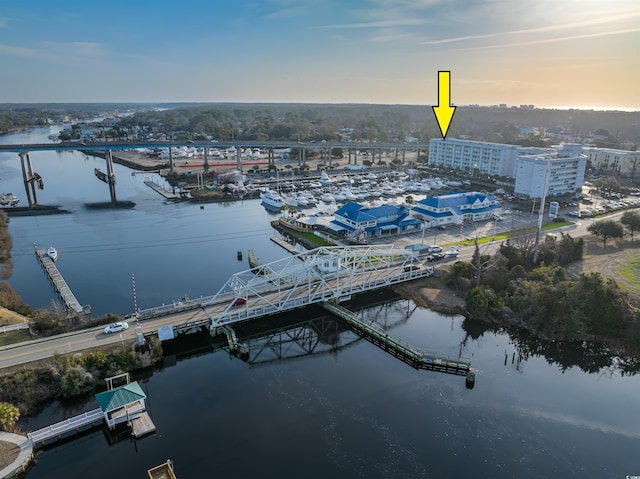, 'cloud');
320,18,429,29
459,28,640,51
420,10,640,46
0,44,38,59
0,18,8,29
0,41,108,62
